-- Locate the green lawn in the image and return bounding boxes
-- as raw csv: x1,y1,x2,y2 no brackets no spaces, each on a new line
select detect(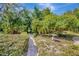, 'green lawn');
0,33,28,56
